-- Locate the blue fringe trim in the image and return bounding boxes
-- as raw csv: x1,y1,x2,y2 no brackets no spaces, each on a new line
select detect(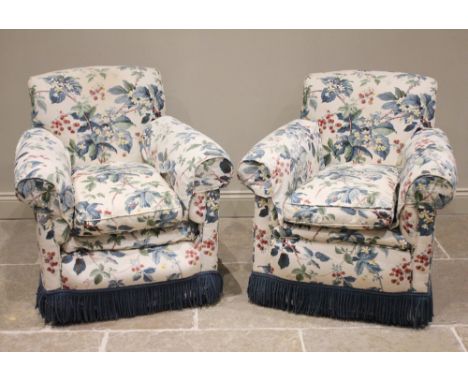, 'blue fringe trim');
37,271,223,325
248,272,433,328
